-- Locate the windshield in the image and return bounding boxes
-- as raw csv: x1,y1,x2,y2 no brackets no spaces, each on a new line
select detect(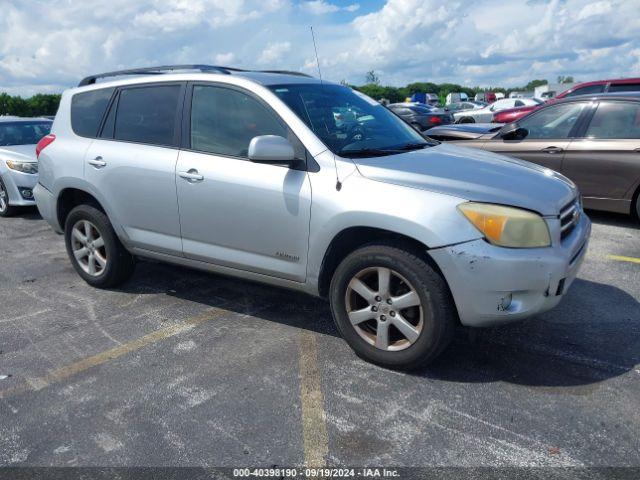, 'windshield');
0,121,52,146
268,84,431,157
